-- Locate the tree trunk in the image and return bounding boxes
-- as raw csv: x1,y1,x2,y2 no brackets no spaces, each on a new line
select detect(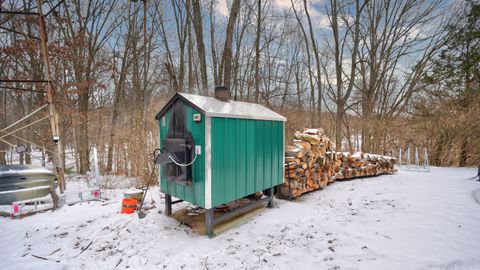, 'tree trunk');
0,90,5,165
254,0,261,102
78,86,90,174
335,100,344,150
187,0,194,92
192,0,208,94
303,0,322,126
221,0,241,89
106,52,128,174
209,0,219,86
459,136,468,167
